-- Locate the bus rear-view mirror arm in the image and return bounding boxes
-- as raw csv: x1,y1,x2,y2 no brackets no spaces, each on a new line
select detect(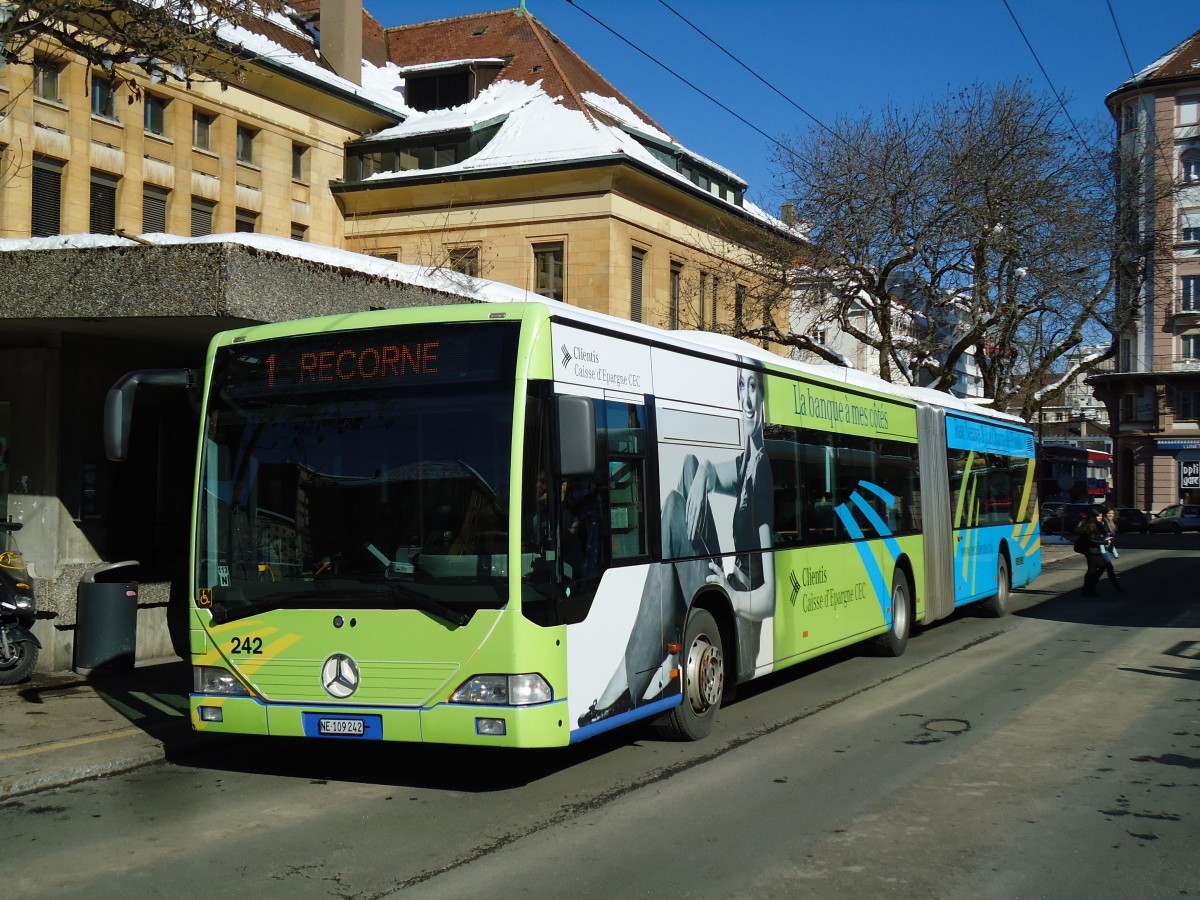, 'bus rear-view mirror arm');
104,369,195,461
